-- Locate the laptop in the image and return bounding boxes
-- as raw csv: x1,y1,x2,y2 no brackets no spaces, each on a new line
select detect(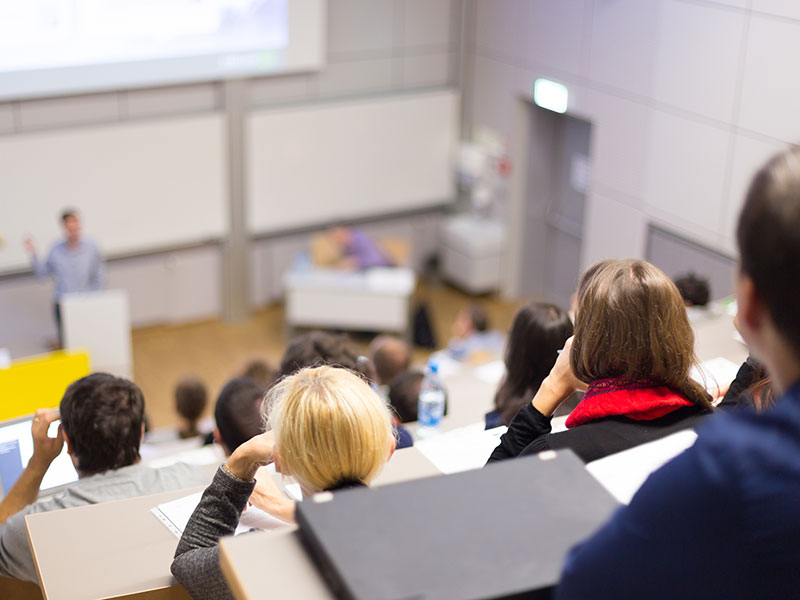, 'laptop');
296,450,619,600
0,415,78,500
